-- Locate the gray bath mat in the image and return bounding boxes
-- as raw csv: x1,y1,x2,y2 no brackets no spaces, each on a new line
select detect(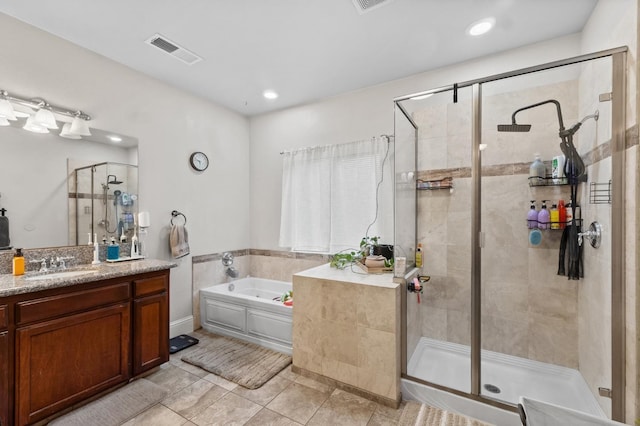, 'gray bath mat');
399,401,493,426
181,333,291,389
48,378,167,426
